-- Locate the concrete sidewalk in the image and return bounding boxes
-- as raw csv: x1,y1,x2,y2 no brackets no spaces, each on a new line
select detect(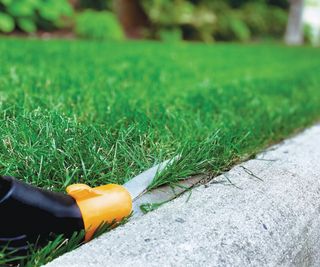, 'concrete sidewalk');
46,125,320,267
